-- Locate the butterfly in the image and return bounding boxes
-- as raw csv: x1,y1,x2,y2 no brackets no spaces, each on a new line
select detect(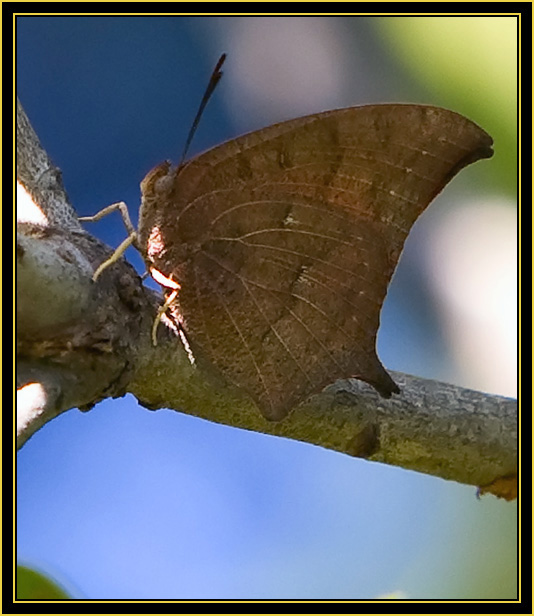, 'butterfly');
133,103,493,420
